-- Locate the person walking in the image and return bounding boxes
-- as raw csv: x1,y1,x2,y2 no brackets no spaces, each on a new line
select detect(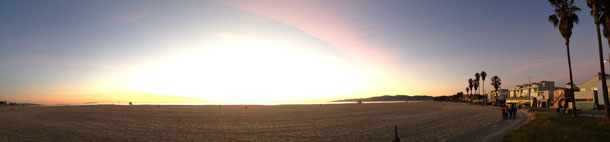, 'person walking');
510,106,517,119
501,107,506,119
513,107,518,119
508,106,514,119
504,106,508,119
